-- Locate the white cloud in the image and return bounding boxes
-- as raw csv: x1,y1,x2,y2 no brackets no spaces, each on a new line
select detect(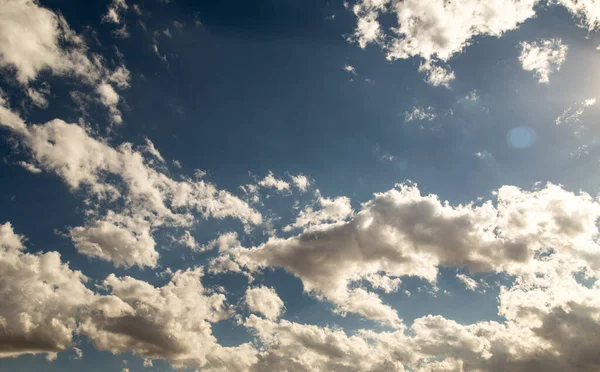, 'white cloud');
26,87,49,108
475,150,492,159
70,213,158,268
519,38,568,83
349,0,538,85
244,315,413,371
258,171,290,192
214,182,600,325
244,286,285,320
405,106,437,122
0,222,93,359
0,0,130,119
290,174,310,192
17,160,42,174
0,0,97,84
556,98,596,126
173,230,198,250
555,0,600,31
343,64,357,75
108,66,131,88
556,98,597,144
418,61,455,88
348,0,598,86
0,104,262,268
72,347,83,360
103,0,128,24
96,83,123,124
80,267,258,371
143,138,165,163
456,273,478,291
283,192,353,232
